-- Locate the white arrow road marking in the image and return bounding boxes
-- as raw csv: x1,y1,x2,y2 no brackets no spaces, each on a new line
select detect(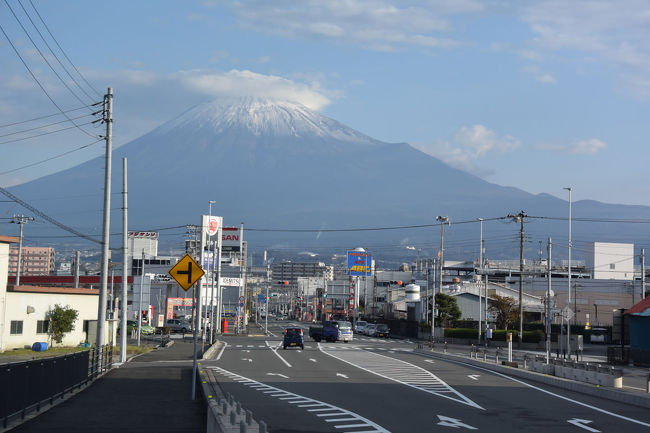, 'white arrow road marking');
241,358,253,363
309,358,317,362
336,373,349,379
437,415,478,430
424,359,435,364
267,373,289,379
467,375,480,380
242,350,250,353
568,419,600,432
